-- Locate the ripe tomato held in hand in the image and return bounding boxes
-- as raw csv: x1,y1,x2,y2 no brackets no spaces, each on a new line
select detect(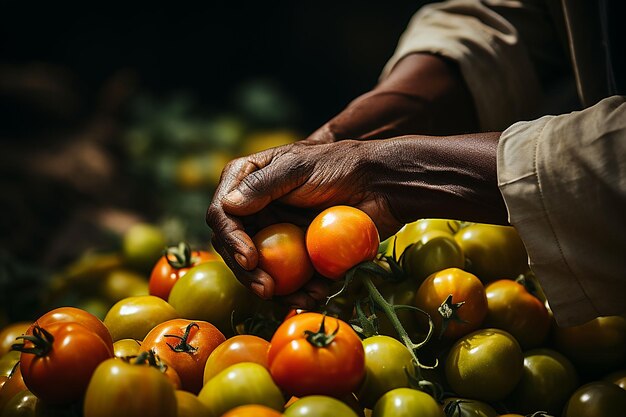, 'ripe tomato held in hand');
149,242,217,300
16,322,114,405
268,312,365,398
306,206,379,280
141,318,225,394
413,268,487,339
253,223,314,295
